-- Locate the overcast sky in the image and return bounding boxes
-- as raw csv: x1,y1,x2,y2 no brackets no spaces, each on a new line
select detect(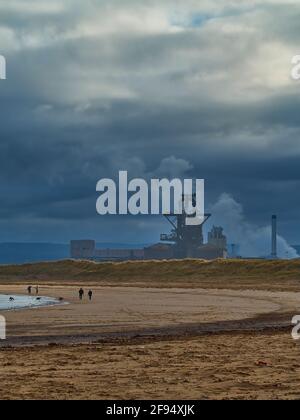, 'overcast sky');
0,0,300,248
